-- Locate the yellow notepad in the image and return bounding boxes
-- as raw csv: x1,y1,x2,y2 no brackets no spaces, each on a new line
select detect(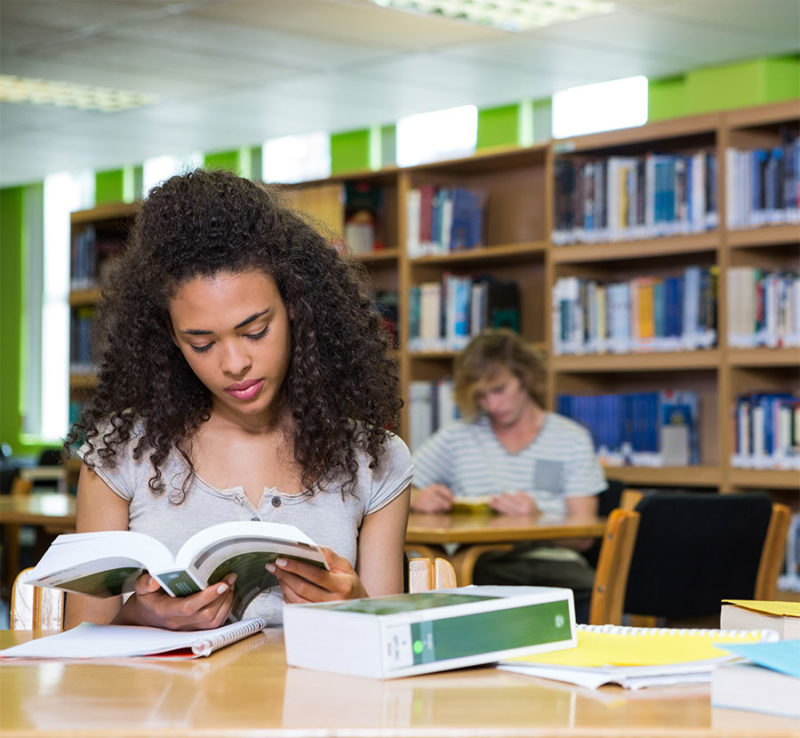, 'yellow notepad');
506,625,778,668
